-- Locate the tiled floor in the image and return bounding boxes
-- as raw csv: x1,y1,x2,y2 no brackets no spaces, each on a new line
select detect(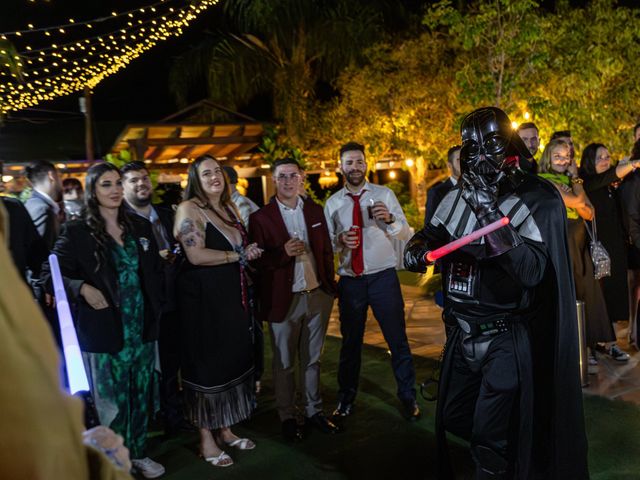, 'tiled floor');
327,283,640,405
